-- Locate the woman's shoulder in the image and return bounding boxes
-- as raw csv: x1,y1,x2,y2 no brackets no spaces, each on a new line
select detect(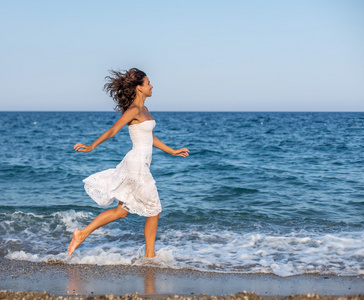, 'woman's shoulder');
124,105,142,118
127,104,141,112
